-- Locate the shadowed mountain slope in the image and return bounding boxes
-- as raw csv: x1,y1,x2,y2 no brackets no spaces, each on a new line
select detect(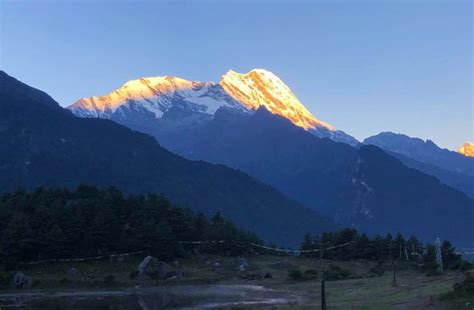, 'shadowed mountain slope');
0,71,336,246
